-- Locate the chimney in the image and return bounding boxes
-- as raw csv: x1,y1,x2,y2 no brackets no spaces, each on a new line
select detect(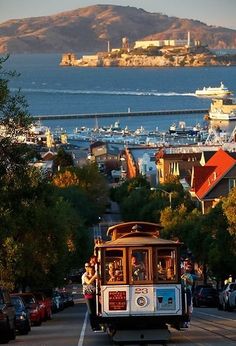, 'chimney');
187,31,191,47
